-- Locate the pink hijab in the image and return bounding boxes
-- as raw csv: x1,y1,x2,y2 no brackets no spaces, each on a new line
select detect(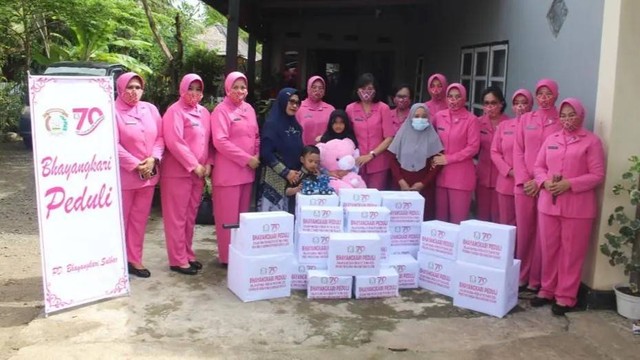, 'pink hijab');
534,78,559,118
179,73,204,108
425,73,448,114
115,72,144,110
511,88,533,117
558,98,585,133
446,83,468,115
307,76,325,101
